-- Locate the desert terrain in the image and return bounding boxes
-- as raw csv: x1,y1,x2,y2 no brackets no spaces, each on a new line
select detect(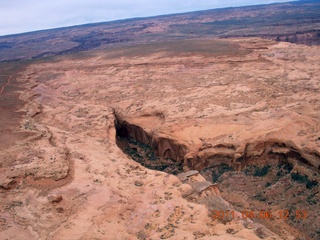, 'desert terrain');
0,0,319,62
0,37,319,239
1,1,320,240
